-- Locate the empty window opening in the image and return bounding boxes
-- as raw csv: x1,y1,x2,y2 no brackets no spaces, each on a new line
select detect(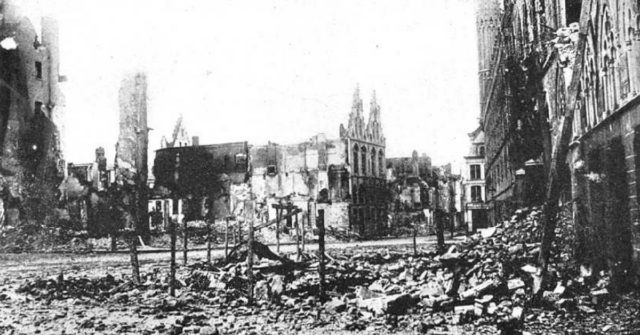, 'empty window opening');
235,153,247,168
471,186,483,202
470,164,482,180
565,0,582,24
35,61,42,79
267,165,277,175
